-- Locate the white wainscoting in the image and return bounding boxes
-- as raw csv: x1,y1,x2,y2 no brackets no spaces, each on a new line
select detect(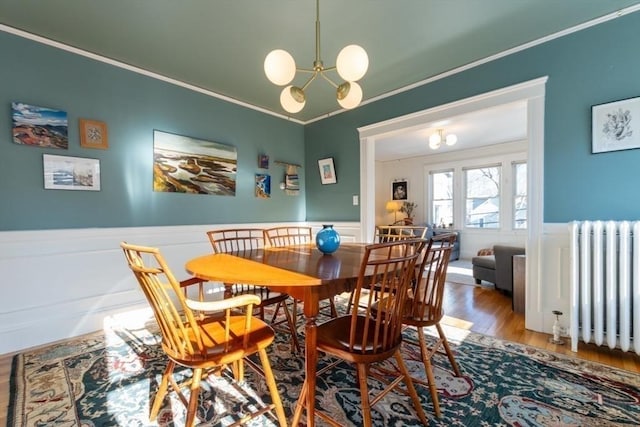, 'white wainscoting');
533,223,571,334
0,221,361,355
0,221,571,354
